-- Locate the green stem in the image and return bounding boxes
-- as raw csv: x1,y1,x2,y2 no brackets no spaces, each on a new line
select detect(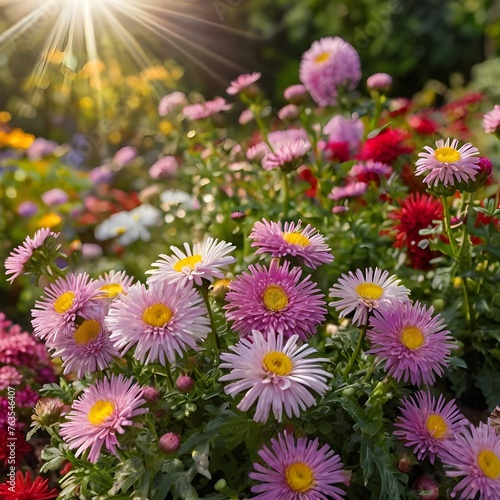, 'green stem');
441,196,459,257
164,360,175,390
343,323,367,377
282,170,290,219
200,285,220,353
